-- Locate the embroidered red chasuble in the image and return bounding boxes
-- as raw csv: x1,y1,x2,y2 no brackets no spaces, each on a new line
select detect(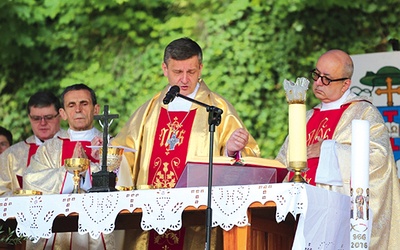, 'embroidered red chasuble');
295,104,350,185
17,141,40,189
148,107,196,250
